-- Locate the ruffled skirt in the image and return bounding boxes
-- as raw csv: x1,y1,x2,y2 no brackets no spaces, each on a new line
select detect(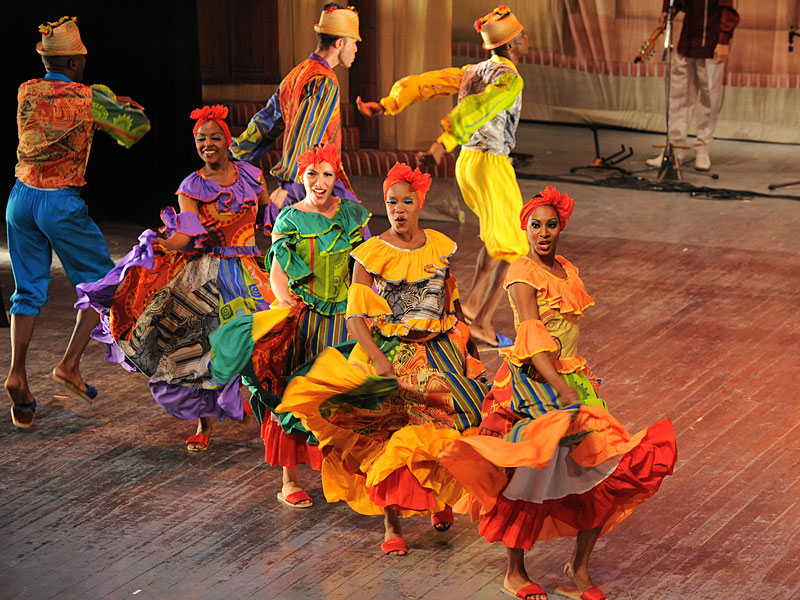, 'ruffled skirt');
209,306,349,469
76,229,272,421
439,359,677,549
275,323,490,516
